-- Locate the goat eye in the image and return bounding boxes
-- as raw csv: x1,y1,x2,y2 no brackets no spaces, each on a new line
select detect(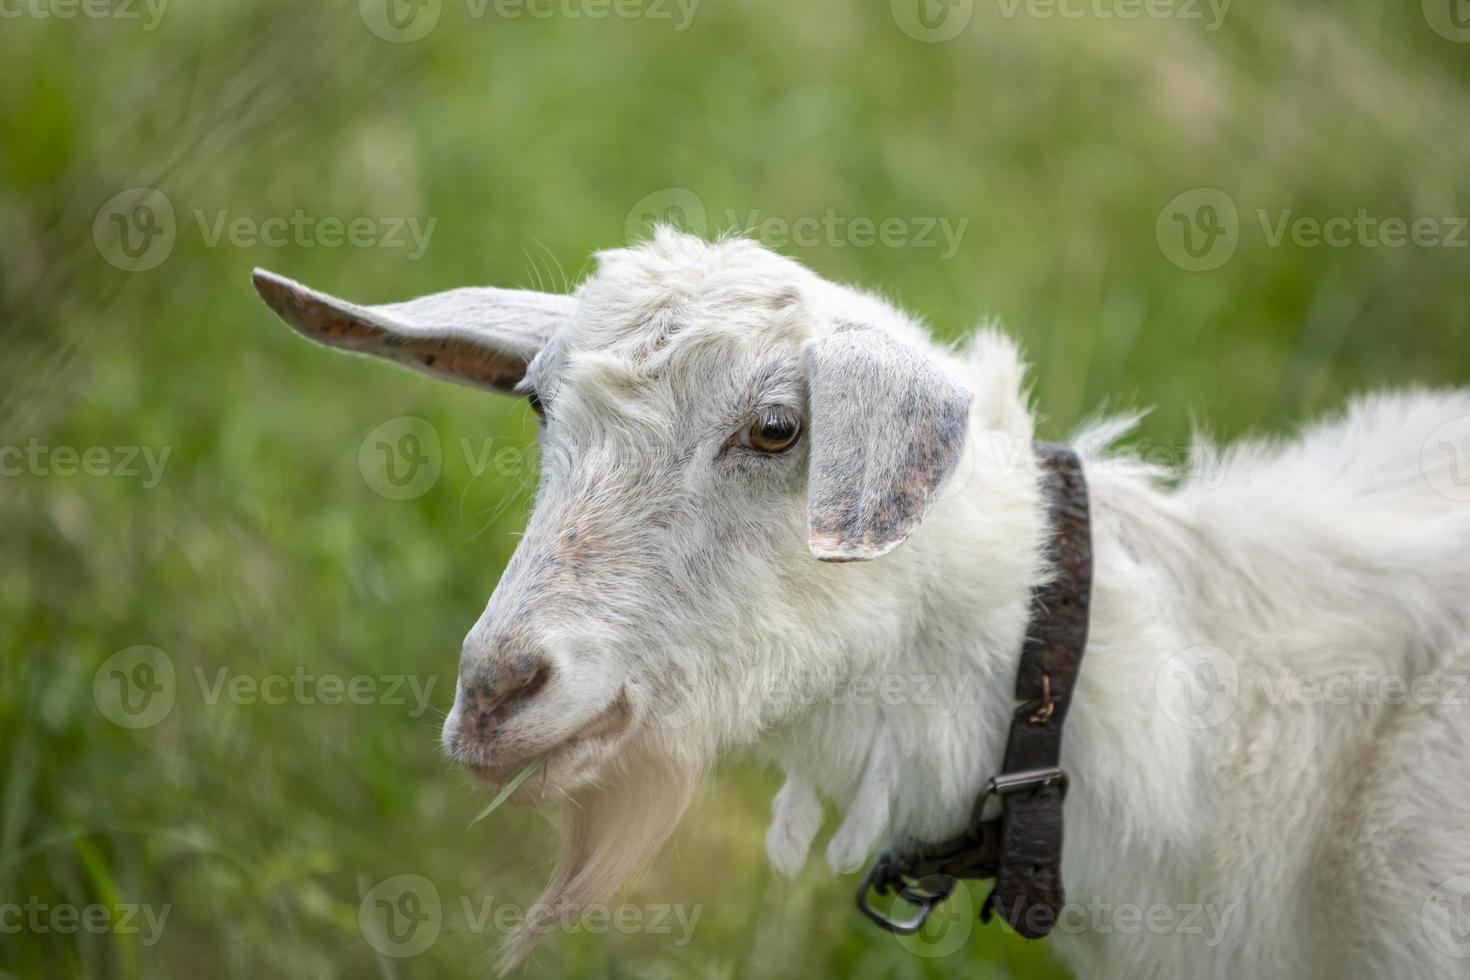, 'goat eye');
527,391,545,419
742,412,802,454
